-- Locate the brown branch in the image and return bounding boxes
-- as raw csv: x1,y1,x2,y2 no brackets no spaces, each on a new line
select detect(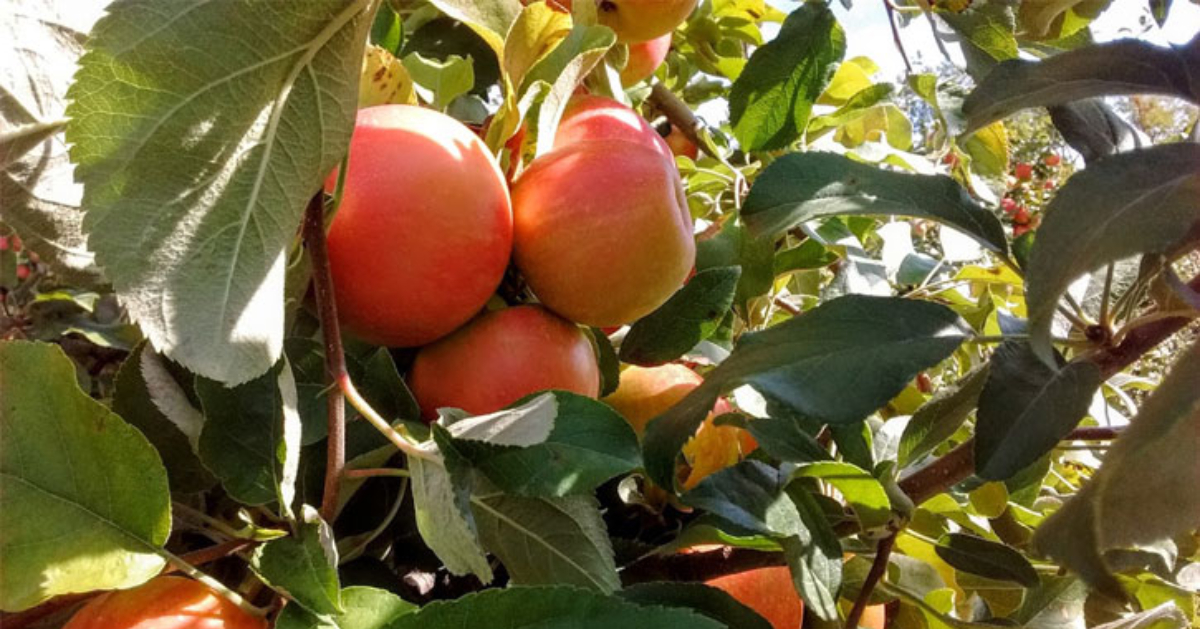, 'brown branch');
647,83,716,161
621,546,786,585
845,533,896,629
882,0,913,75
302,192,347,524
